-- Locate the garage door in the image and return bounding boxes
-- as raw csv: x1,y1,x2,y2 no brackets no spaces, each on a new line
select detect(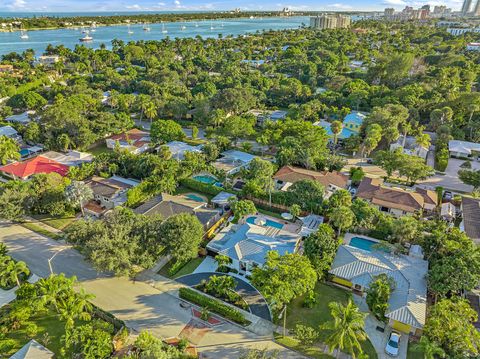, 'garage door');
392,320,411,333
